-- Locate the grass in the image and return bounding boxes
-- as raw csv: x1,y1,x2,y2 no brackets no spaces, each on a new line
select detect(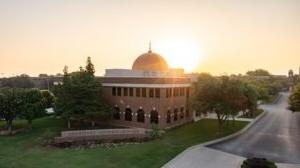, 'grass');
0,117,248,168
0,119,28,131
